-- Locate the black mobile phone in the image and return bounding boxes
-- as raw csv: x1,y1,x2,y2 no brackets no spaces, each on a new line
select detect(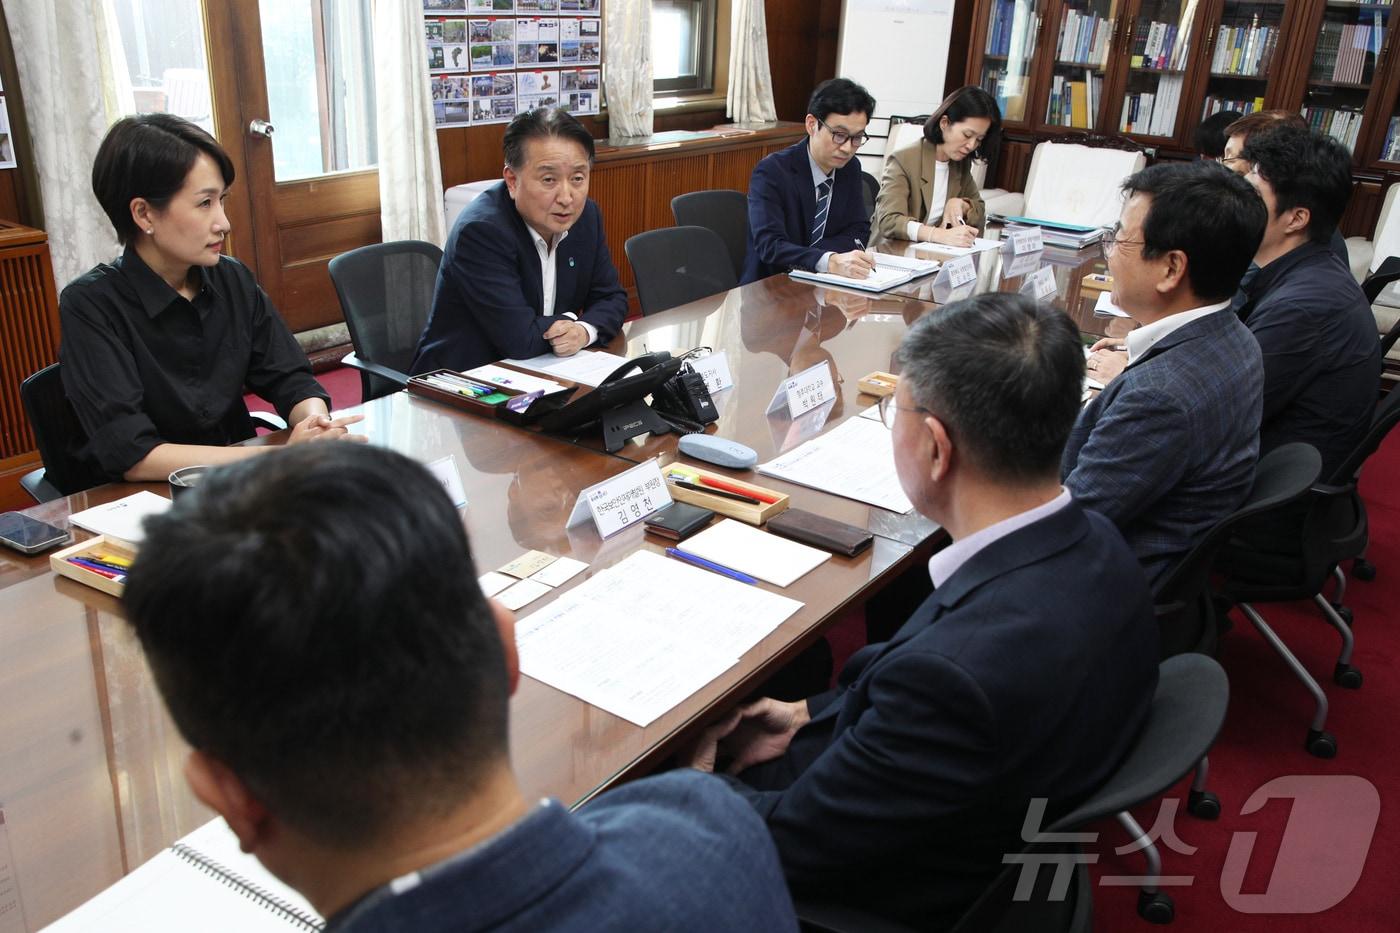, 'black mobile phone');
0,512,71,555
